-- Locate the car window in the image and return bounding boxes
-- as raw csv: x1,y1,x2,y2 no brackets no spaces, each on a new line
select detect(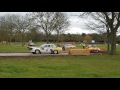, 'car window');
49,45,52,47
68,44,71,46
48,45,51,47
65,44,72,46
40,44,56,48
53,45,56,47
44,45,48,47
